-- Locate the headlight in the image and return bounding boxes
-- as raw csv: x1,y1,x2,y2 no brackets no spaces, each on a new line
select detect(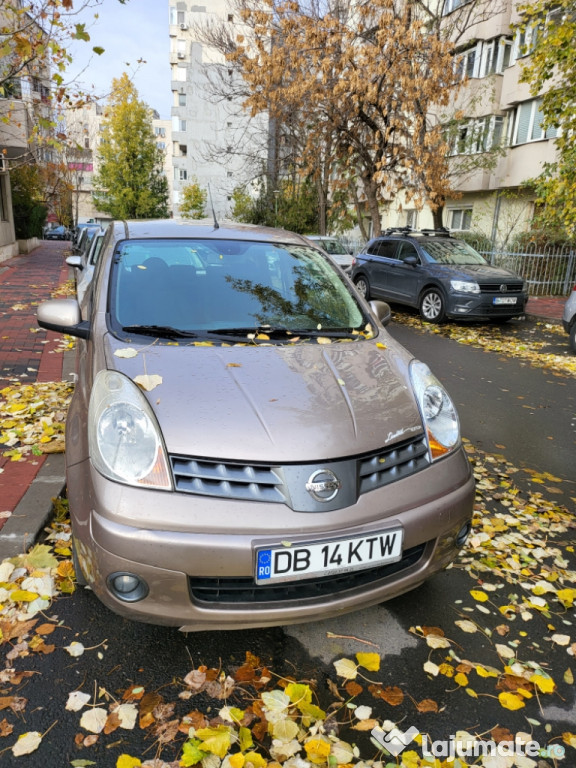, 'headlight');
410,360,460,461
88,370,172,489
450,279,479,294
